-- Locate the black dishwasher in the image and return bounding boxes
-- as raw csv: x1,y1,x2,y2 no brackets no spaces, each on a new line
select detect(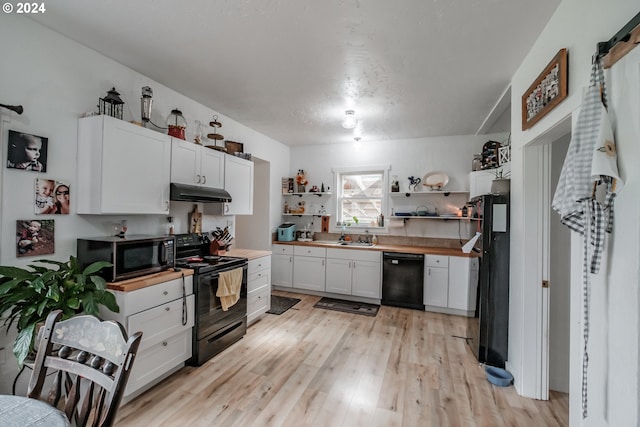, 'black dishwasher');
382,252,425,310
